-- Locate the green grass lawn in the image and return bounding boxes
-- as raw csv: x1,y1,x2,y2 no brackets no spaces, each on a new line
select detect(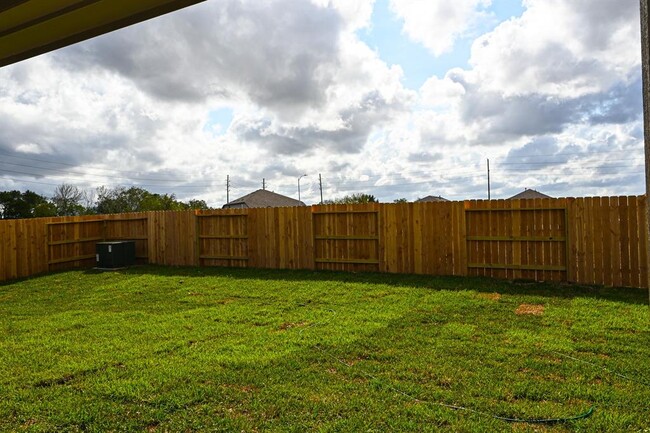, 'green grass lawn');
0,266,648,432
